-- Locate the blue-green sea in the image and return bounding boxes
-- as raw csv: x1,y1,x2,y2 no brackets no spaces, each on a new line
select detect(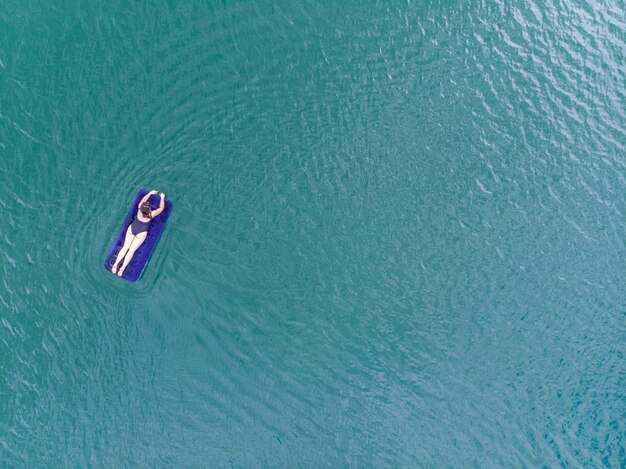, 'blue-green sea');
1,0,624,466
